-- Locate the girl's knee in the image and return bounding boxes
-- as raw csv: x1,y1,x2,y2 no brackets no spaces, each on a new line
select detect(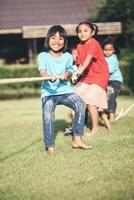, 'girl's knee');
76,102,85,115
42,110,54,121
42,99,55,120
78,98,85,109
42,98,54,111
74,94,84,106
